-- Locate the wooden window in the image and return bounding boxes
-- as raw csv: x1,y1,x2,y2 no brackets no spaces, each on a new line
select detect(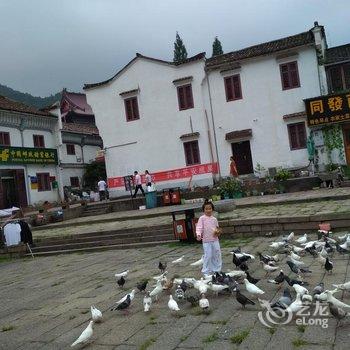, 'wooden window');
327,64,350,92
70,177,79,187
183,140,200,165
280,61,300,90
66,144,75,155
124,97,140,121
287,122,307,150
177,84,194,110
0,132,10,146
224,75,242,101
33,134,45,148
37,173,51,191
